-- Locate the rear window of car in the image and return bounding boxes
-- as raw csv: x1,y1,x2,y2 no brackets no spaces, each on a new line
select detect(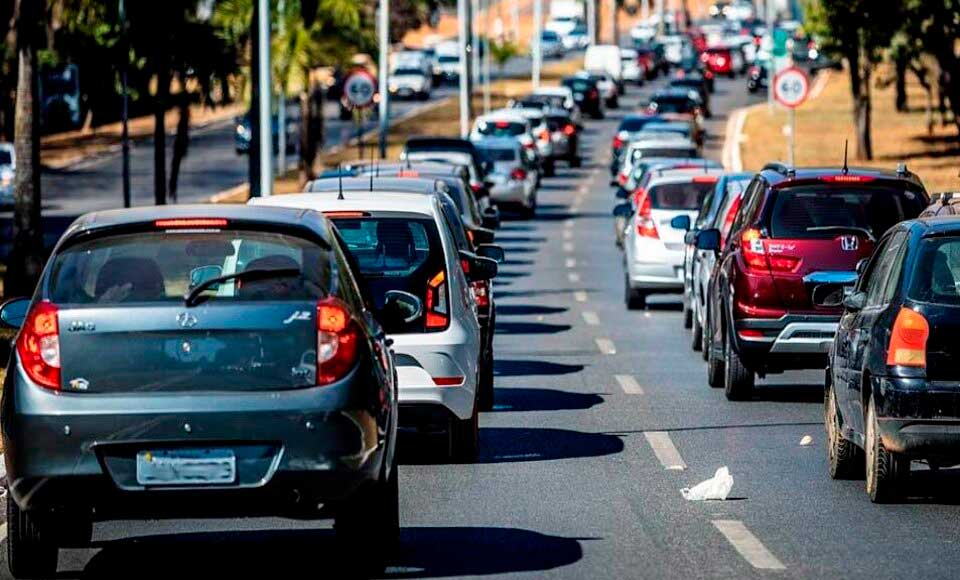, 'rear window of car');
547,116,571,130
649,181,716,210
634,147,698,159
0,150,11,165
768,186,924,240
619,117,656,132
650,97,695,113
48,230,332,305
393,68,423,76
563,79,593,92
477,146,516,162
478,120,526,137
910,237,960,305
438,55,458,63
